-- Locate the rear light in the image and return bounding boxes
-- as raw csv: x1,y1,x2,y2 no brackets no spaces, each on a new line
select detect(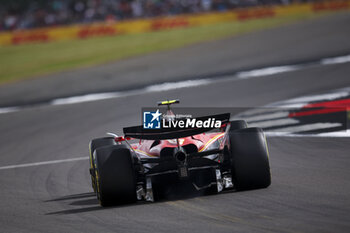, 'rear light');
114,136,131,142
